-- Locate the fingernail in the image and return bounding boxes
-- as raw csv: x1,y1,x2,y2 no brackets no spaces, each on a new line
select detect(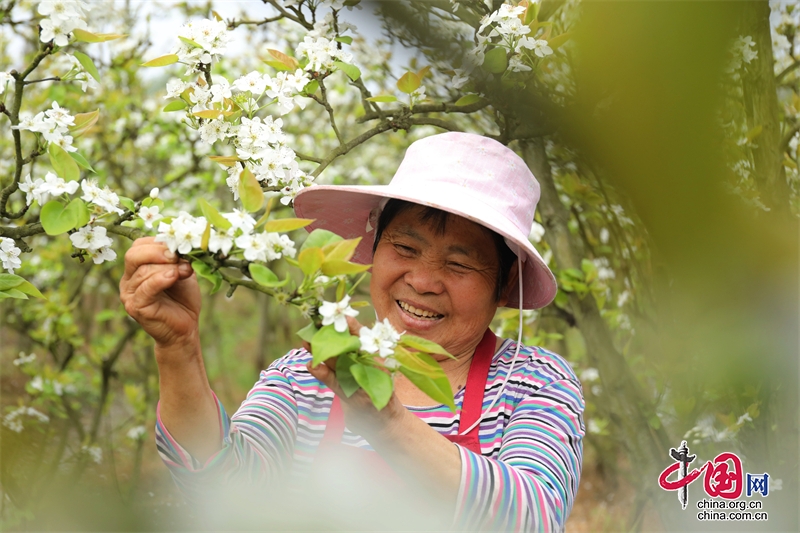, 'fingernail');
164,250,176,260
179,263,192,275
